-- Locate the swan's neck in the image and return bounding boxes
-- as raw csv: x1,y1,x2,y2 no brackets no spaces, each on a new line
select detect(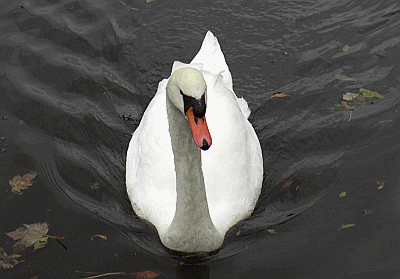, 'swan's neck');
162,96,222,252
